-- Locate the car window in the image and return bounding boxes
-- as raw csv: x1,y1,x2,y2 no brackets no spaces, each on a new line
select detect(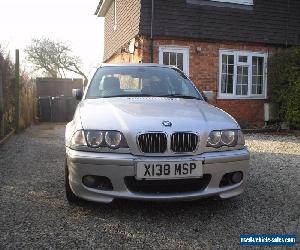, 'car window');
86,66,203,100
98,75,141,91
